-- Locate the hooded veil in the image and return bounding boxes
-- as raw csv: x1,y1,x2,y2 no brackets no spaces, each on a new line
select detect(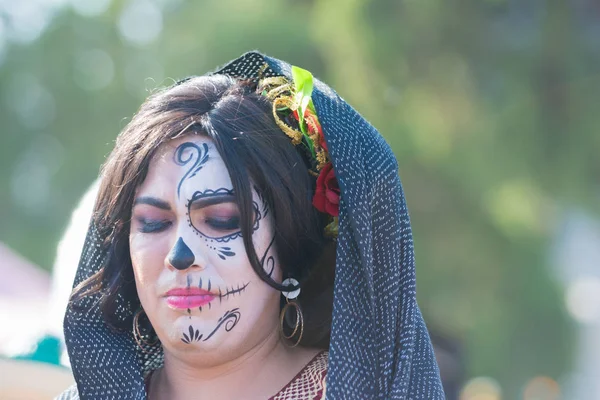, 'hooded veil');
60,52,444,399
